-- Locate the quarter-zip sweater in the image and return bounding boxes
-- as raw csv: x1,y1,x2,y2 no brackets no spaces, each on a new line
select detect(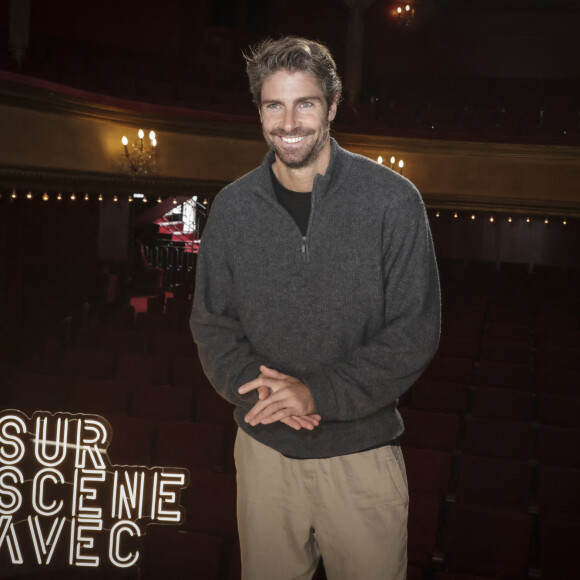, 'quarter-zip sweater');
191,138,441,459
